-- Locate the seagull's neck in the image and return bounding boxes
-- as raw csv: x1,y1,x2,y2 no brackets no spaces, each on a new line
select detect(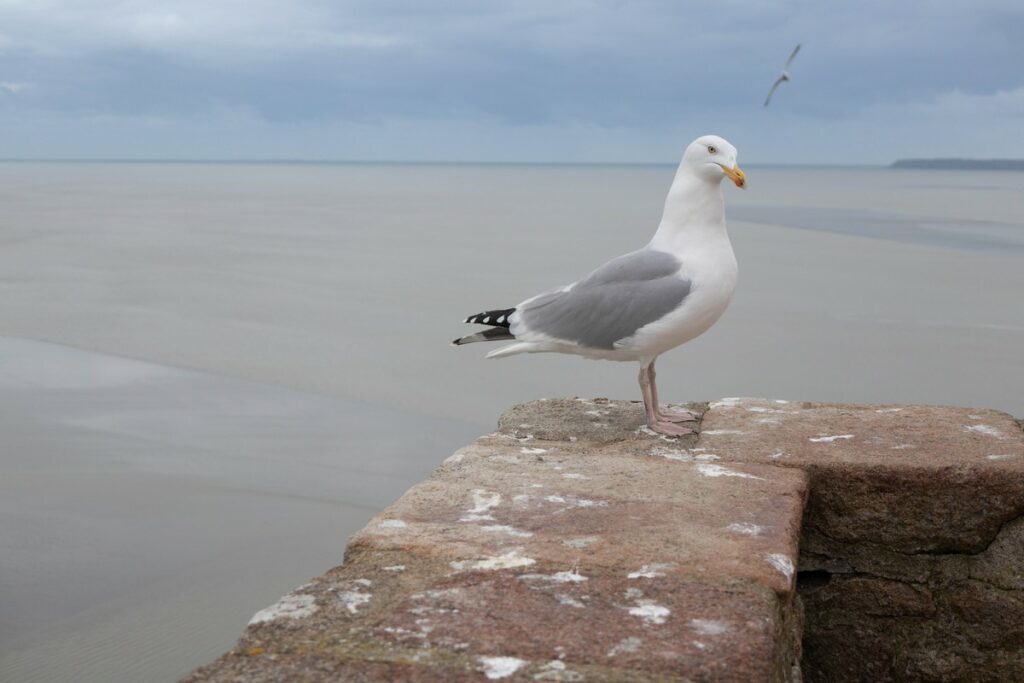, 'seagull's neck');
648,169,727,253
